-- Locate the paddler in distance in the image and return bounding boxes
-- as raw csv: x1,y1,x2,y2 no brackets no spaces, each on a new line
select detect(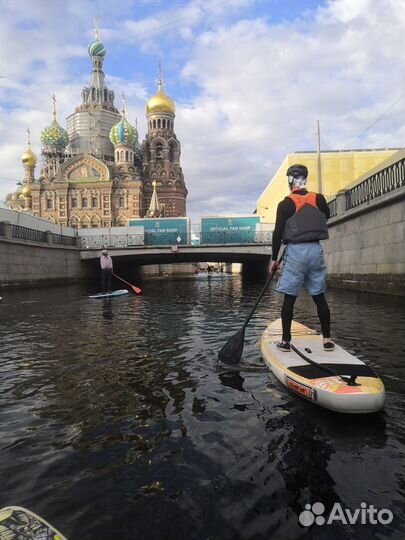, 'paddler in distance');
269,164,335,352
100,249,113,294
